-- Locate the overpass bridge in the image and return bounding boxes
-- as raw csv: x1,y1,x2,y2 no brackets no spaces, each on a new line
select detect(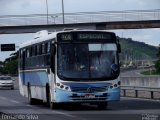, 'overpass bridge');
0,9,160,34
